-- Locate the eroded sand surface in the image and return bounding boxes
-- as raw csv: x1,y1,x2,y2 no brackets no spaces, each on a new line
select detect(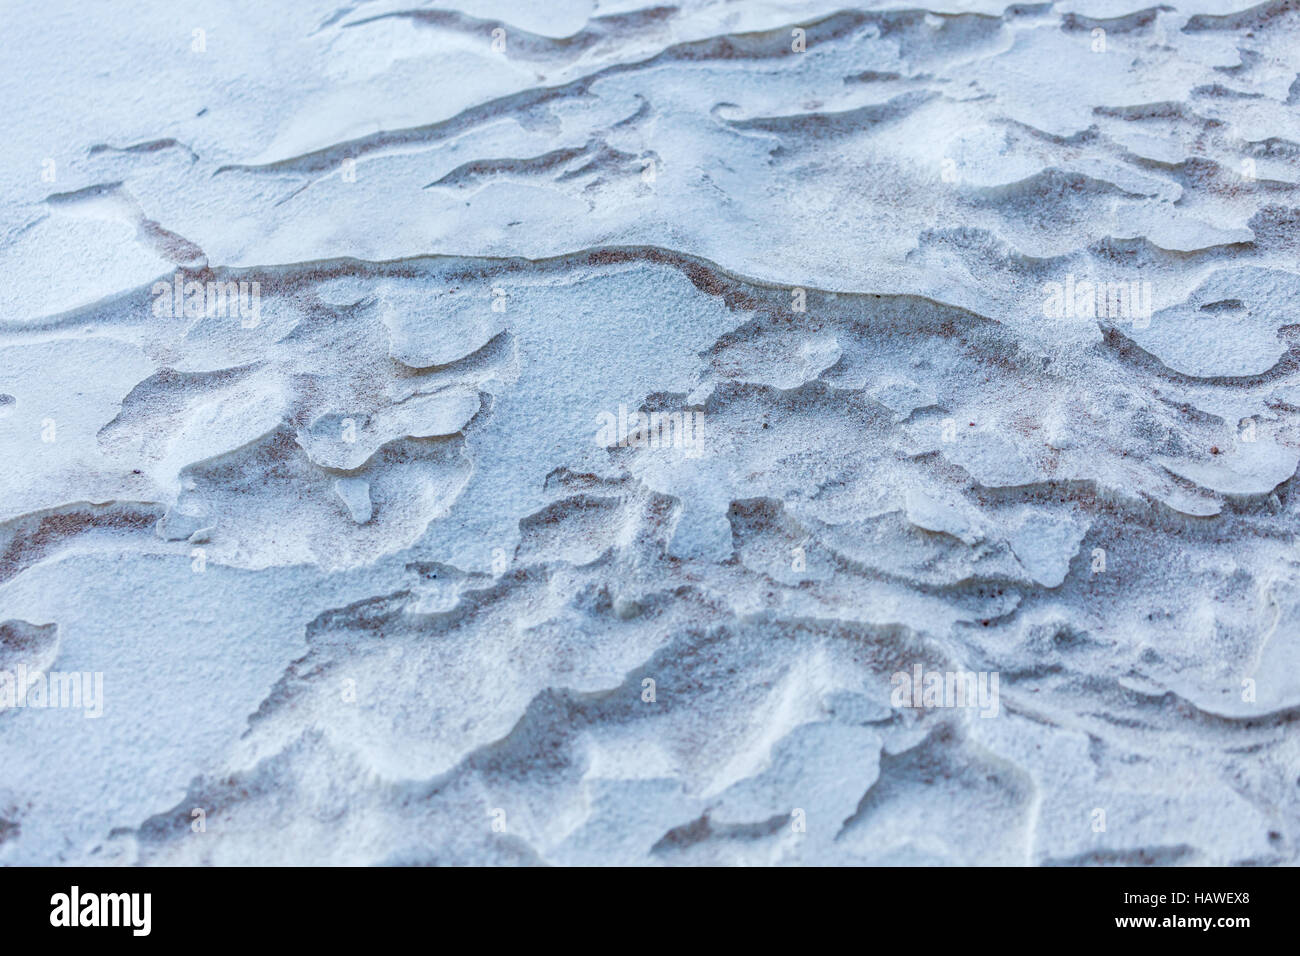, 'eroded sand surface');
1,0,1299,865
